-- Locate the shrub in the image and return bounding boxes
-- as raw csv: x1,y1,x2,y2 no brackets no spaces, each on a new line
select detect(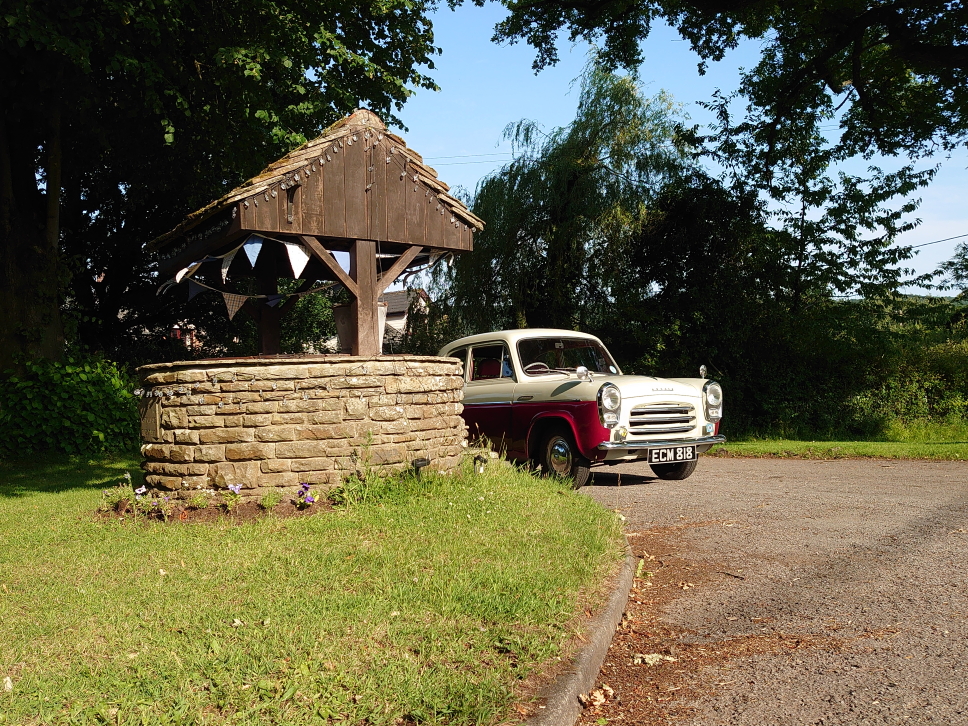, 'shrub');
0,357,138,458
